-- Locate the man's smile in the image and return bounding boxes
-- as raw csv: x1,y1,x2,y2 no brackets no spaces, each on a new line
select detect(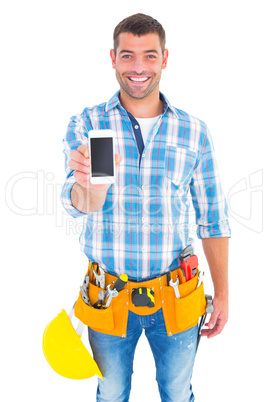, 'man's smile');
127,76,151,83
